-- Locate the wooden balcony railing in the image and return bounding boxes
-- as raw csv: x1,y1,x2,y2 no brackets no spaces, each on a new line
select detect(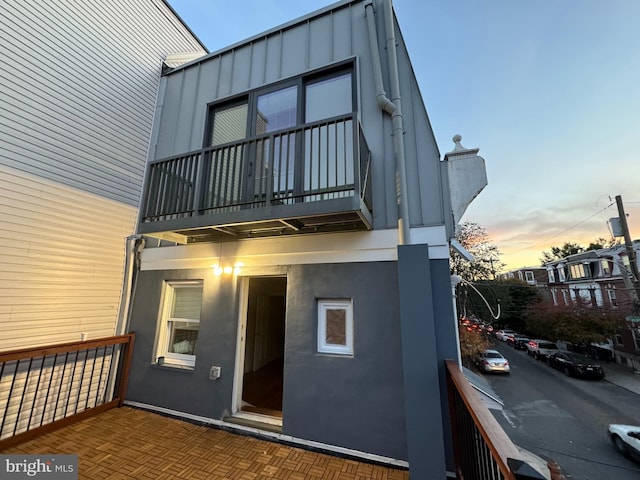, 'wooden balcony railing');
140,113,372,235
446,360,550,480
0,334,135,450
